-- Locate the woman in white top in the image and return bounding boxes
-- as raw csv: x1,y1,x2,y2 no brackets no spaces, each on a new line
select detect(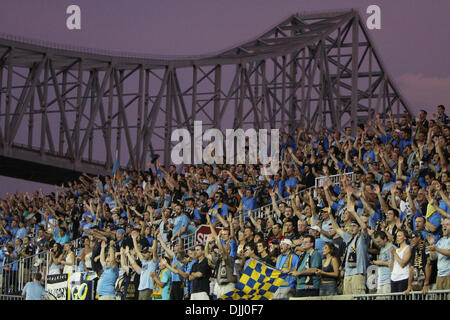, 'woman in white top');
61,243,75,274
48,243,63,275
389,229,411,292
79,237,93,272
